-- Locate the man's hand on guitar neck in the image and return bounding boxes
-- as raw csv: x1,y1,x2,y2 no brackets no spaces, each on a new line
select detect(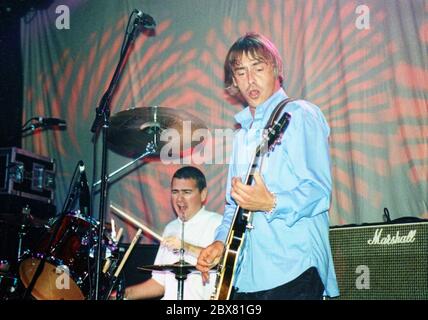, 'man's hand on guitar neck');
231,172,276,212
196,241,224,283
